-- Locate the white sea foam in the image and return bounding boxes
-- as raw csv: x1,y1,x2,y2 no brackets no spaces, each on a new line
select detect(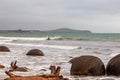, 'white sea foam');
0,37,47,41
1,36,120,80
2,42,78,50
110,53,120,58
50,36,62,39
0,36,63,42
0,36,78,50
